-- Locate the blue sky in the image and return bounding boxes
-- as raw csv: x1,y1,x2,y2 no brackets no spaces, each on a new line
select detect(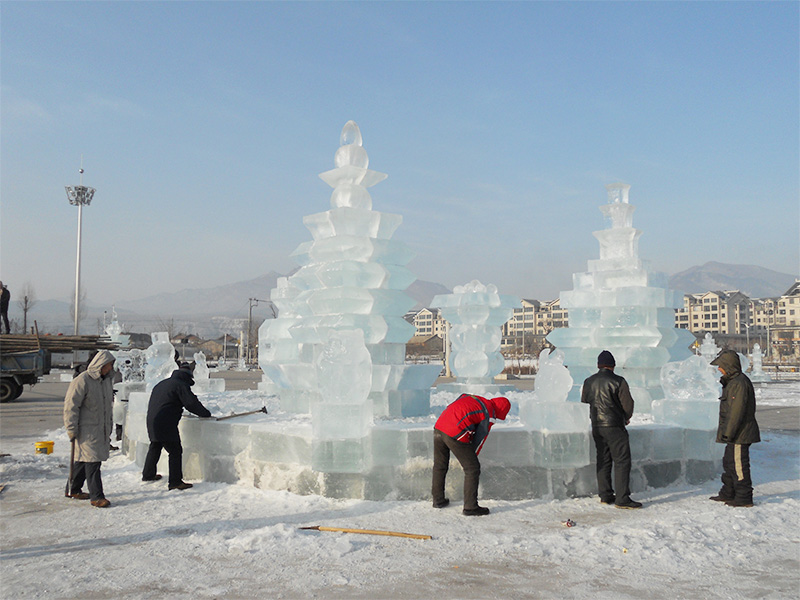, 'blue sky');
2,1,798,306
